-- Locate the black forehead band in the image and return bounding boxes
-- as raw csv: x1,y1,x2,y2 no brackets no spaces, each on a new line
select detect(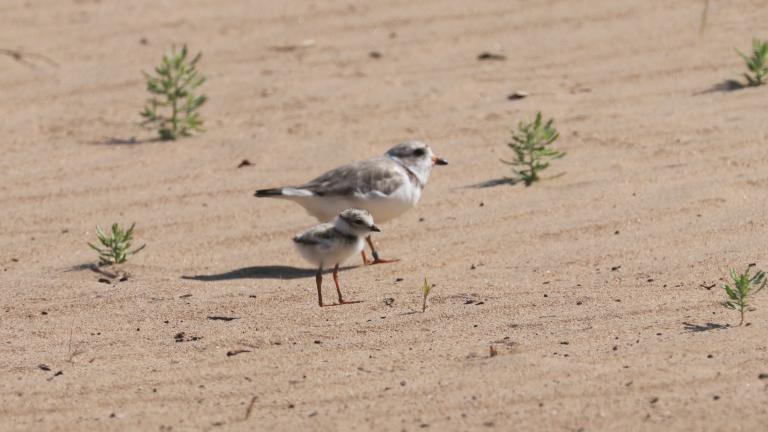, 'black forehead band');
393,145,425,155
